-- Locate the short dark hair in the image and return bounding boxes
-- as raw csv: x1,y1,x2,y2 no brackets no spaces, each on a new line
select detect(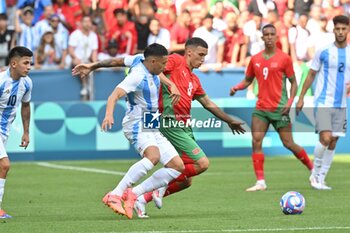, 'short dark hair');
185,37,208,49
0,13,8,21
144,43,168,58
8,46,33,61
262,24,276,32
333,15,349,26
204,13,214,20
114,8,127,16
